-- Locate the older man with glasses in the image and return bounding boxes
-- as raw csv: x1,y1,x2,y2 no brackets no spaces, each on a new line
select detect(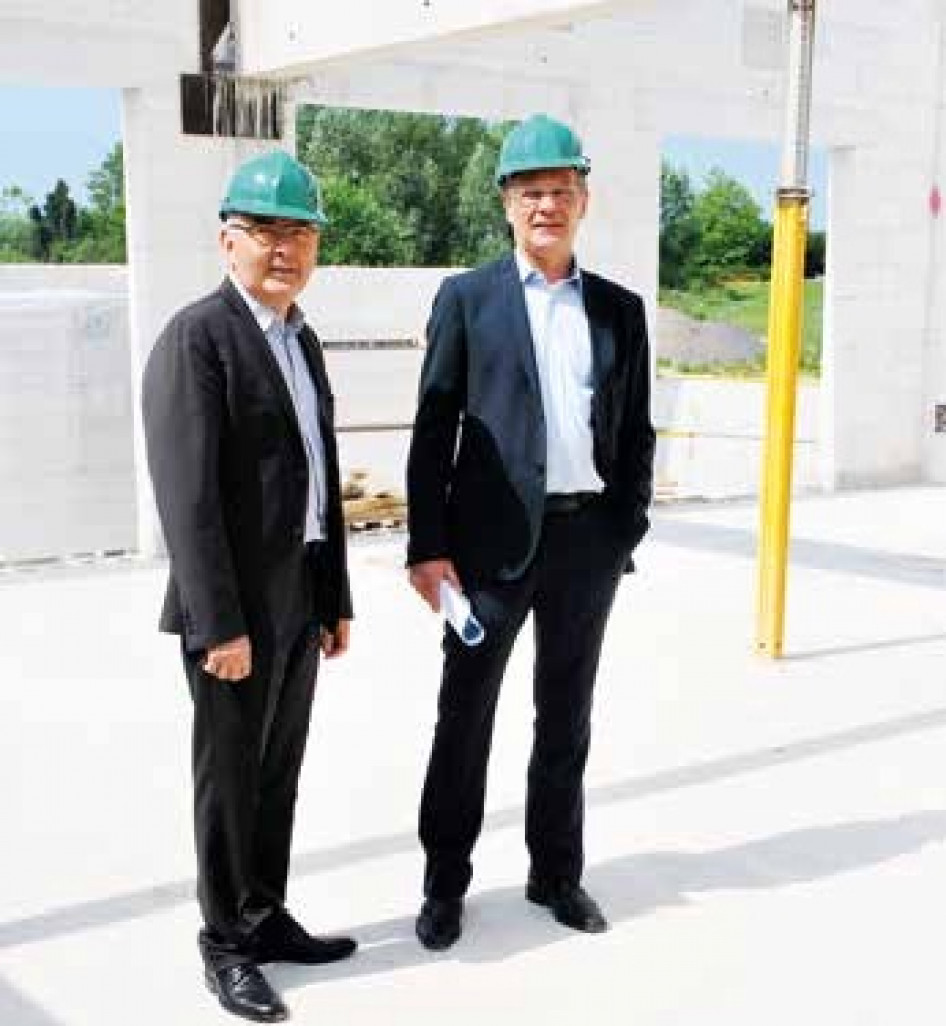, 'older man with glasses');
142,150,355,1022
407,114,655,950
